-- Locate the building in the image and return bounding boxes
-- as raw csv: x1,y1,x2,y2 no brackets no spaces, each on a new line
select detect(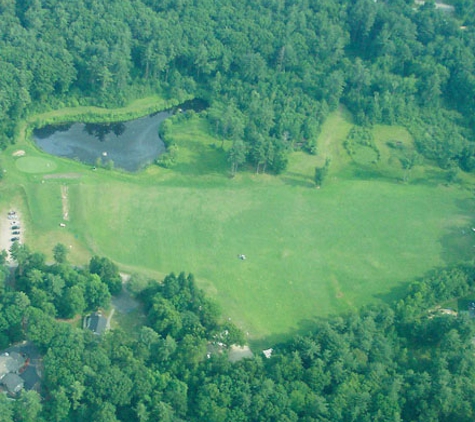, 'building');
84,312,108,335
0,352,25,379
1,373,24,394
0,352,26,395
